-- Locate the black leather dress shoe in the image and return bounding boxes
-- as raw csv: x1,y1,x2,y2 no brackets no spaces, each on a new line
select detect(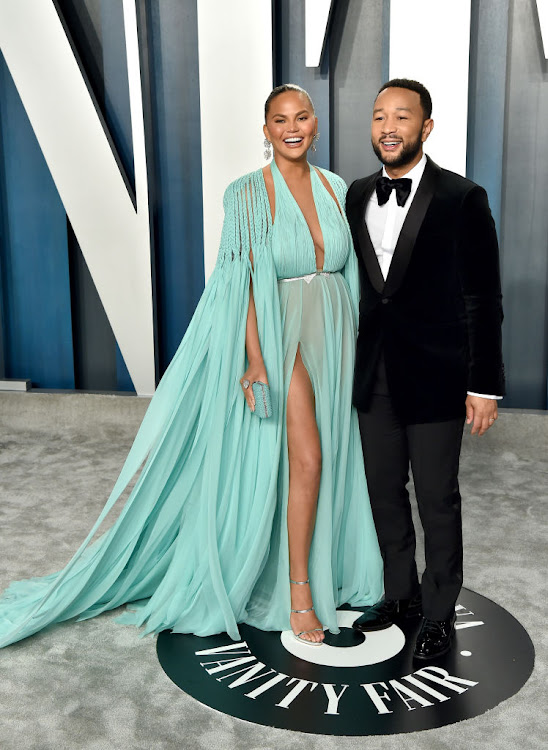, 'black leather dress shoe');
413,613,456,660
353,594,422,632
